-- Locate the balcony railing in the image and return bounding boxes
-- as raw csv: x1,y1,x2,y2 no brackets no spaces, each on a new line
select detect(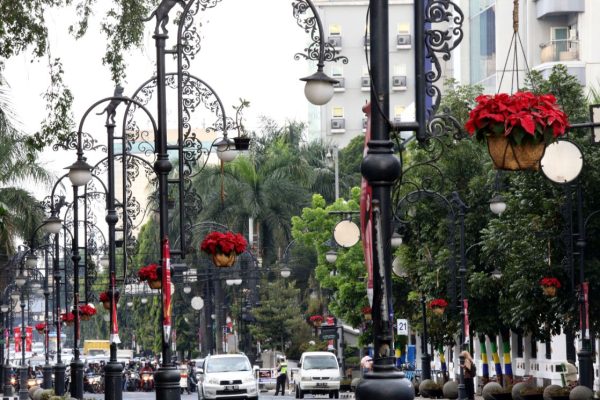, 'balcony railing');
539,40,579,63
